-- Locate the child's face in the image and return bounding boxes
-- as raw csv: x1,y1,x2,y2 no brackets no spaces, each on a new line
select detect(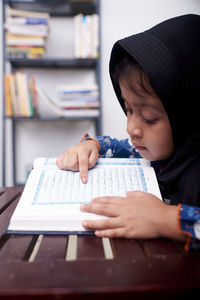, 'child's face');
119,77,175,161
